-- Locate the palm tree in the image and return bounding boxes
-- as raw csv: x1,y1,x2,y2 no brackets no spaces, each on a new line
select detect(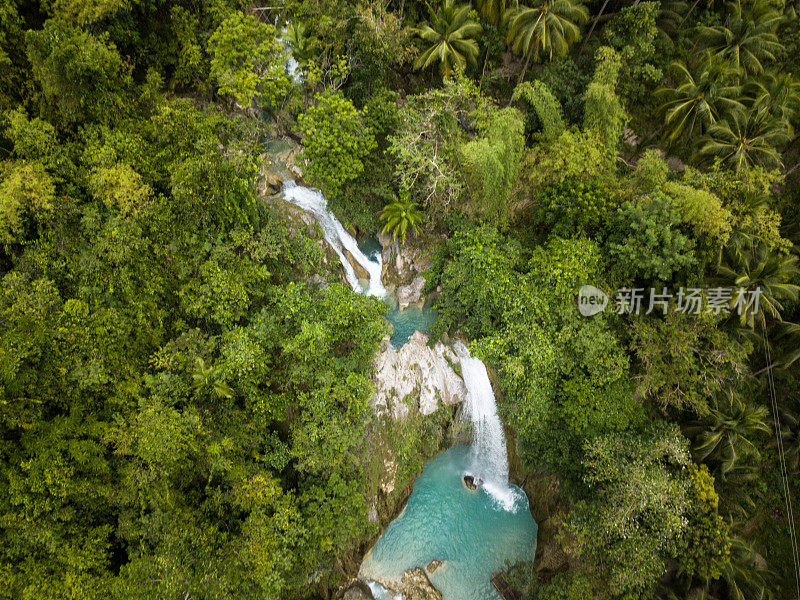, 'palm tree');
694,108,790,171
747,72,800,124
412,0,483,78
505,0,589,84
684,390,770,482
476,0,510,24
777,404,800,475
714,235,800,328
380,196,424,245
656,51,744,143
283,22,318,64
694,0,782,77
722,535,773,600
